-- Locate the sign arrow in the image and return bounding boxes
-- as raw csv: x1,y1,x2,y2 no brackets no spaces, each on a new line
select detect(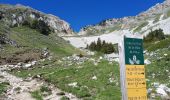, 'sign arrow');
142,82,145,85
